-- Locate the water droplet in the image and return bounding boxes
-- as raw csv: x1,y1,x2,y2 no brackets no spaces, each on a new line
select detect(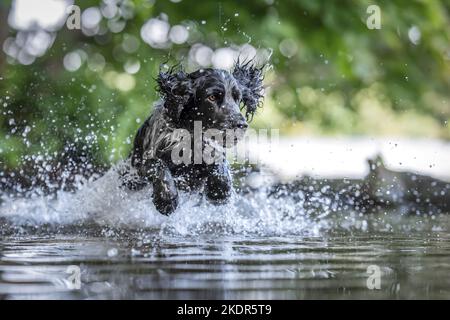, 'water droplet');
107,248,118,257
